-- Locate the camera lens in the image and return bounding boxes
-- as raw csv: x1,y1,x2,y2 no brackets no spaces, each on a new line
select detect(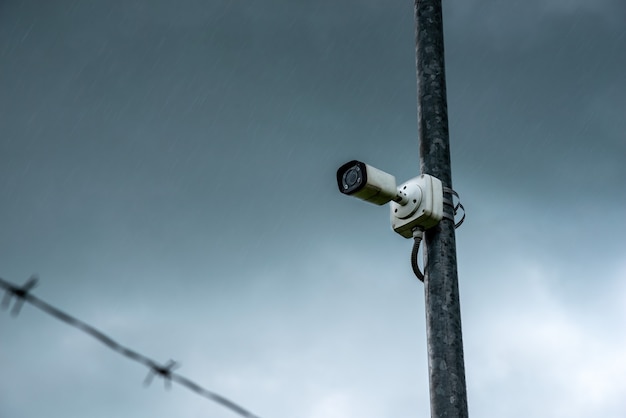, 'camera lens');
337,160,367,195
342,166,361,189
